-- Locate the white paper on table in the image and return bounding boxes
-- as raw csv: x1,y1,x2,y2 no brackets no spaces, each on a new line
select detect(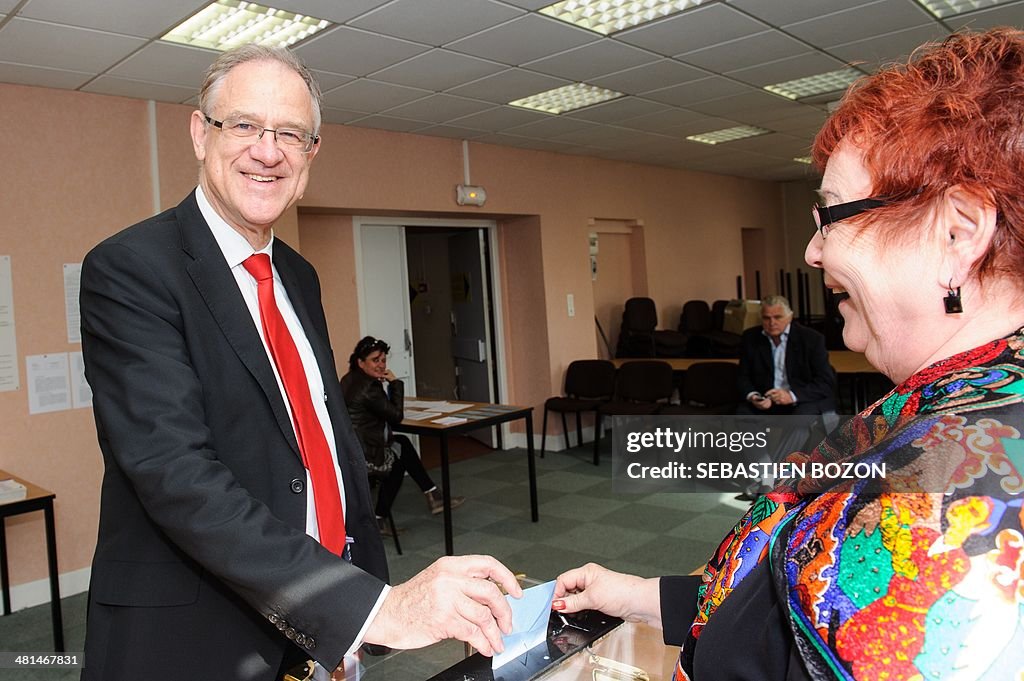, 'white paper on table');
492,580,556,670
432,416,468,426
405,399,447,409
403,410,442,421
432,401,474,413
